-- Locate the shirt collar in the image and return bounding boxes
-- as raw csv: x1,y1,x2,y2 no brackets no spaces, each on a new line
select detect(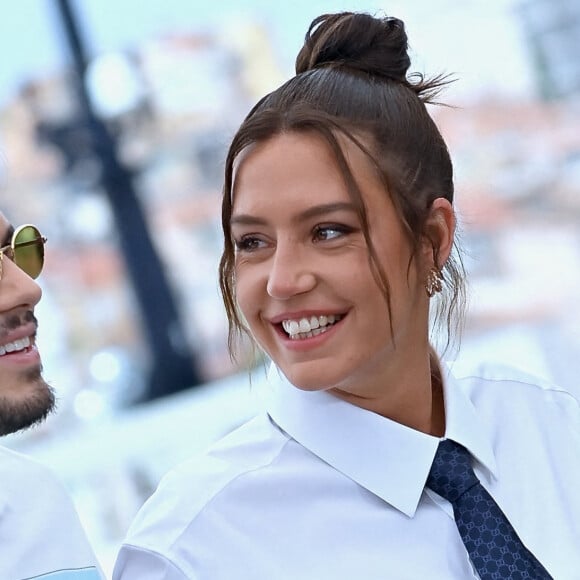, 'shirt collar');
265,363,497,518
442,364,497,479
